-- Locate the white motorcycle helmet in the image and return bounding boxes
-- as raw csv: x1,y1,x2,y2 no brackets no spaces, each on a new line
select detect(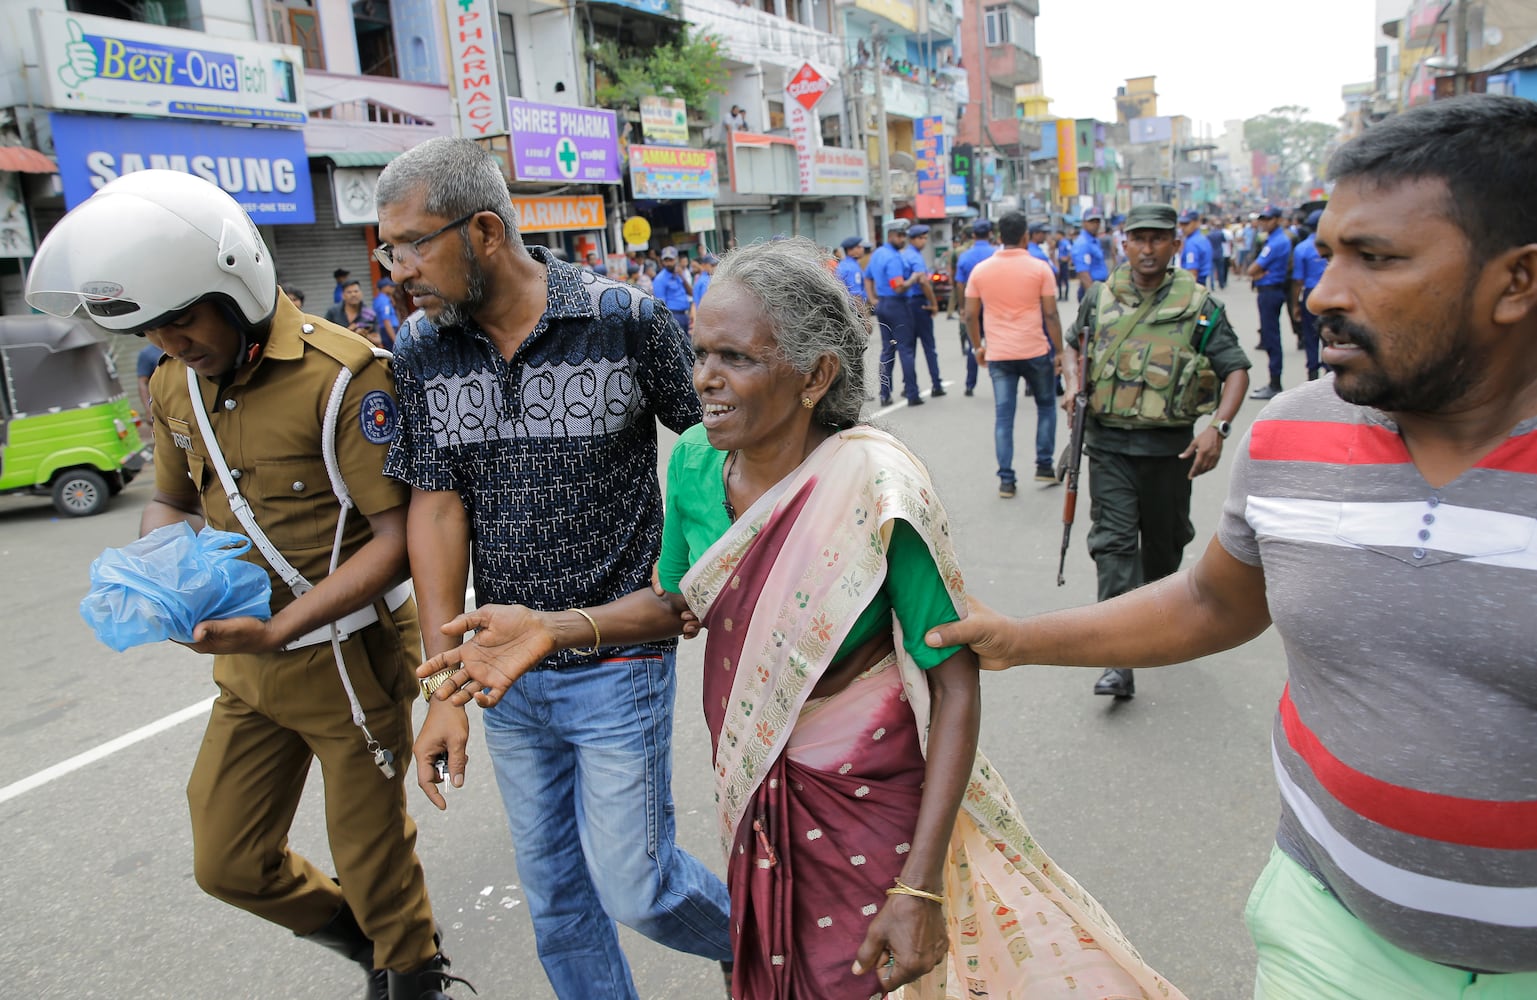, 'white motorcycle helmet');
26,169,277,337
